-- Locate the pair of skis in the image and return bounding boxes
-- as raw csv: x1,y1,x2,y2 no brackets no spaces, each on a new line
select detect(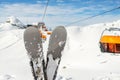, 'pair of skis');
24,26,67,80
